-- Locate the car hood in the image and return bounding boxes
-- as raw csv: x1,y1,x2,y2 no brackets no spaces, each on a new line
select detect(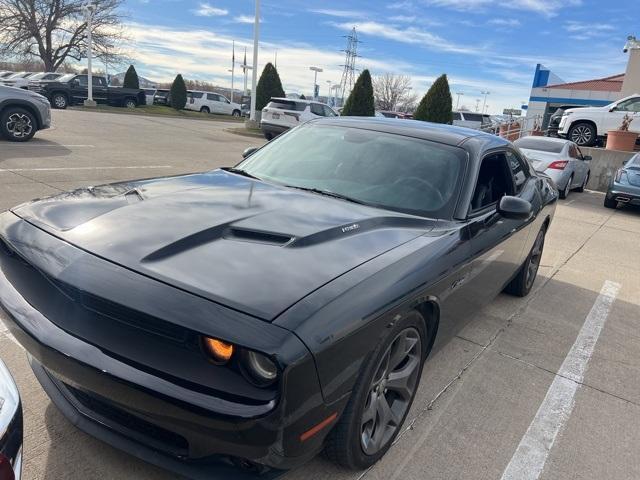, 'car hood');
11,170,435,320
564,105,607,115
